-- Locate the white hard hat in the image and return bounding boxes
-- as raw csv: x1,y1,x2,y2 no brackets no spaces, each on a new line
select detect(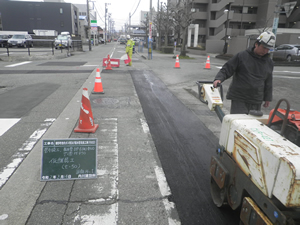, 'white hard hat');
127,35,130,39
257,31,276,49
